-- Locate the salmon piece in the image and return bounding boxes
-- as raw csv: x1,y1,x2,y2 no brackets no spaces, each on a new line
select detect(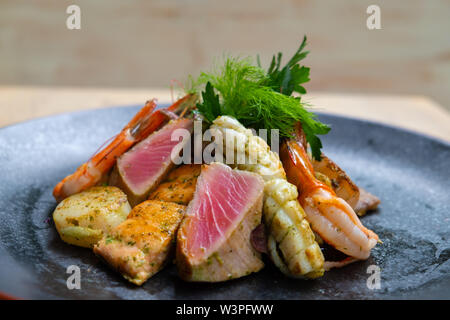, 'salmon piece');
93,200,185,285
176,162,265,282
109,119,193,207
149,164,201,205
